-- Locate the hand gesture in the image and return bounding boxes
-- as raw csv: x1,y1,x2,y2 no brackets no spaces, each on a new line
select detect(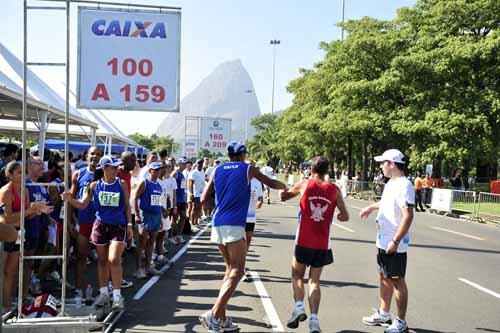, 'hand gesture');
359,206,374,219
61,191,72,202
337,211,349,222
386,241,397,254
